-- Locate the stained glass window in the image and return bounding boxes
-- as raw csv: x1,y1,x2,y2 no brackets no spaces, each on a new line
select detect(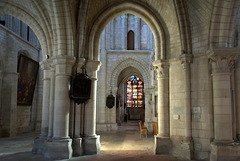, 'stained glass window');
126,76,143,107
